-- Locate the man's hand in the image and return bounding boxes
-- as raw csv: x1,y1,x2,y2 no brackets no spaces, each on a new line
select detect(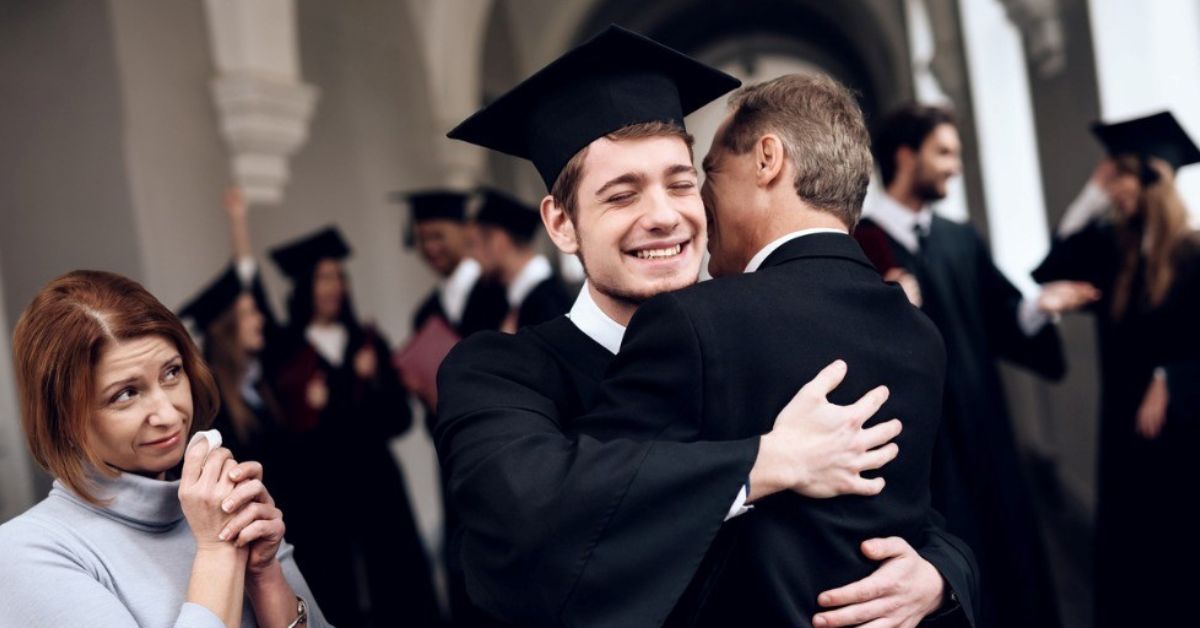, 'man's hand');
813,537,946,628
1136,373,1169,439
1037,280,1100,315
750,360,901,501
884,268,922,308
